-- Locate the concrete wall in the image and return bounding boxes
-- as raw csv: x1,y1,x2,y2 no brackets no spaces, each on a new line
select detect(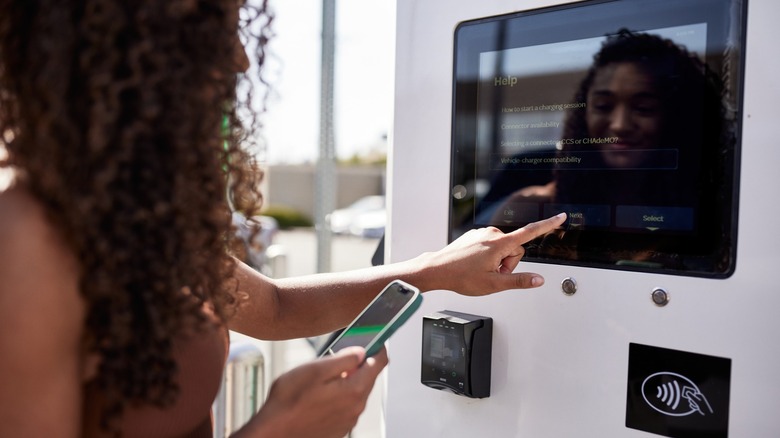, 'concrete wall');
263,164,385,218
